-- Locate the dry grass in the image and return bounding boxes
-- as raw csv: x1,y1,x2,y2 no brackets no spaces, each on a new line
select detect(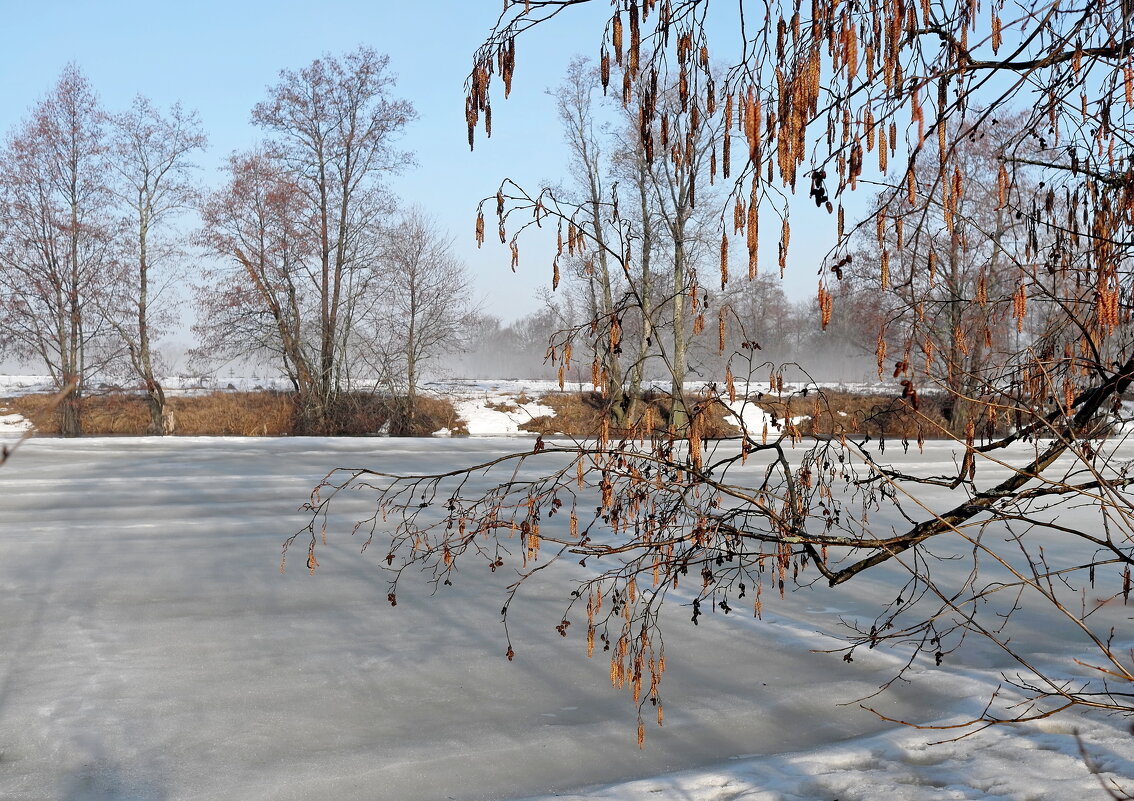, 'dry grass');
484,398,521,414
409,396,470,436
171,393,295,436
8,391,295,436
3,386,984,441
329,394,468,437
6,391,464,437
519,393,599,436
740,389,954,441
9,392,148,435
517,388,964,441
520,390,739,439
